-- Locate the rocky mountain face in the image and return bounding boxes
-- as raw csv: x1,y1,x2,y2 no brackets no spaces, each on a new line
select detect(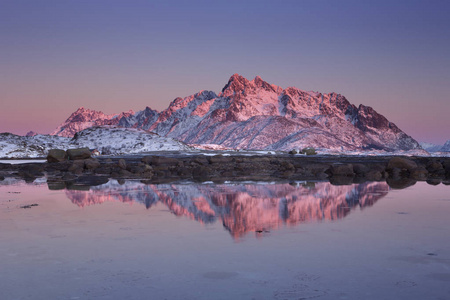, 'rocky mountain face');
53,74,421,151
51,107,135,137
